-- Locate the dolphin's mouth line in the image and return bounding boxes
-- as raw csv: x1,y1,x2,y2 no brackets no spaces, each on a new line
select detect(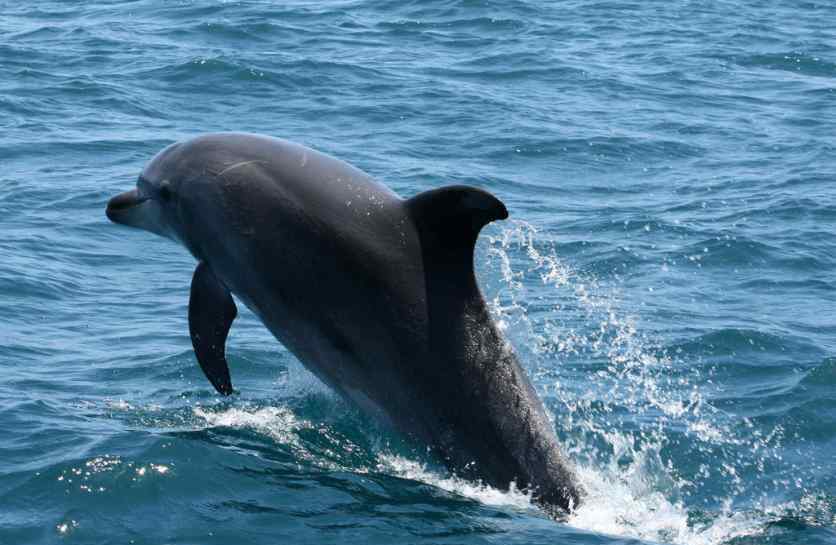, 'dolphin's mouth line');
107,188,149,213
